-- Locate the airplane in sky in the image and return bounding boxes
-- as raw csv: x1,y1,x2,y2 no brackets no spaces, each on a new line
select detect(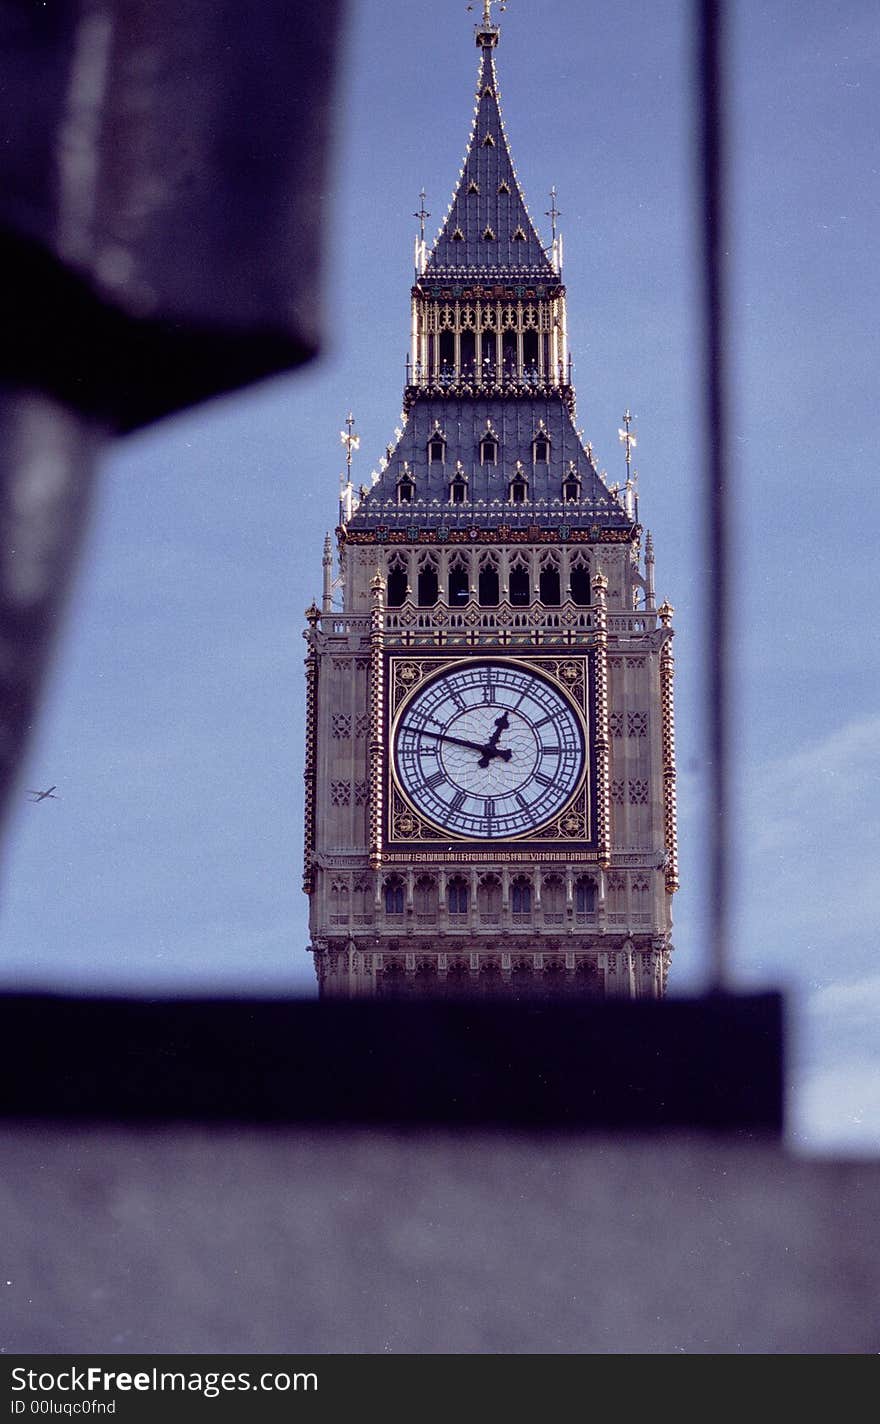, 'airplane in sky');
27,786,58,802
